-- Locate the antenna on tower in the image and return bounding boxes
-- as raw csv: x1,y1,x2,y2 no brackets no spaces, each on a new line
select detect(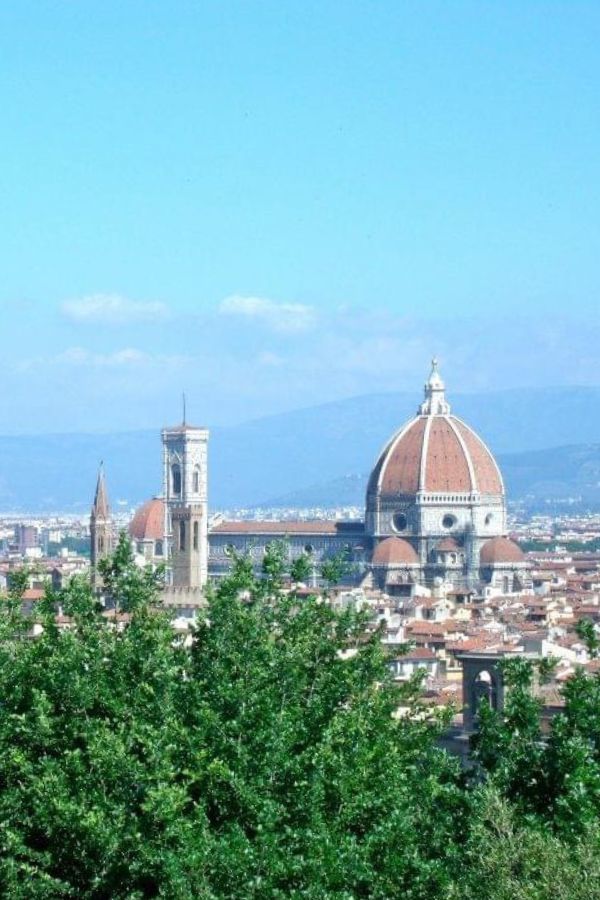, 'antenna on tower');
182,392,187,426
